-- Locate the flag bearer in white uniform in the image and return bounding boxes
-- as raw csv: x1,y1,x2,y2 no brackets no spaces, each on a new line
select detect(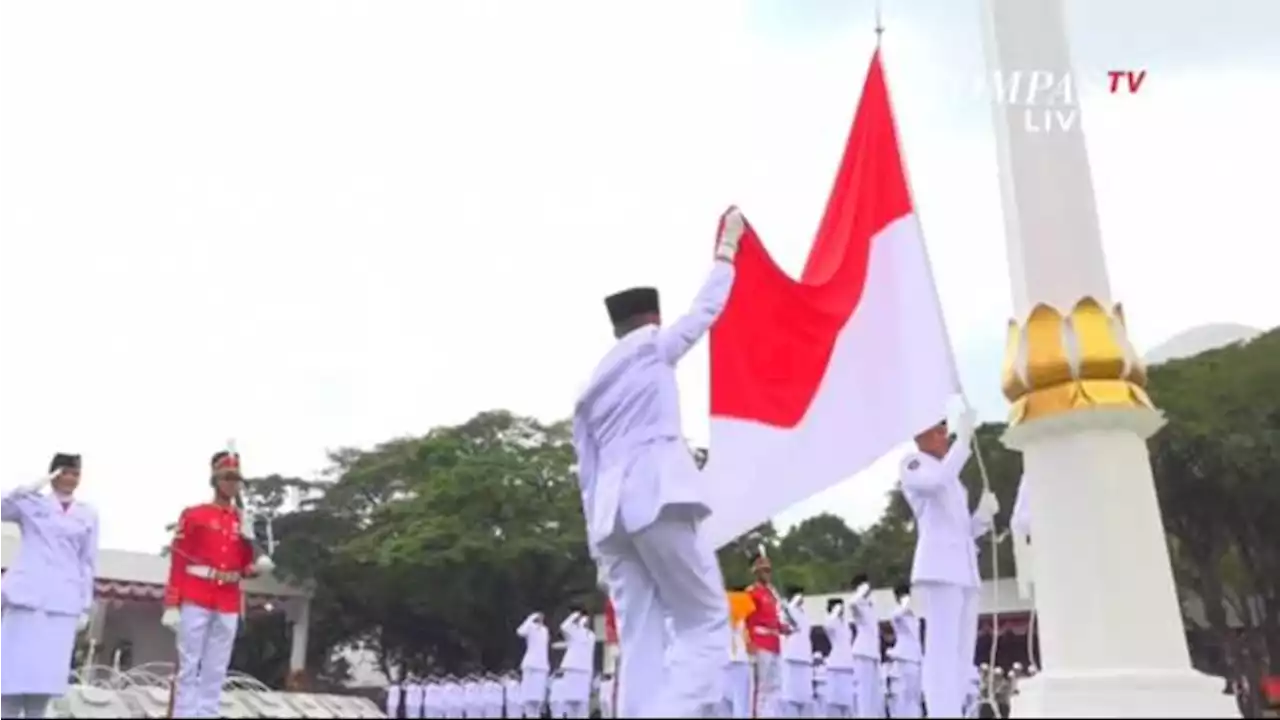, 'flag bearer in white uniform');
779,588,814,718
516,611,549,718
722,619,752,718
846,574,883,718
558,609,596,719
821,598,856,718
571,208,744,717
899,409,998,718
886,586,922,718
1,454,99,719
162,449,274,718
